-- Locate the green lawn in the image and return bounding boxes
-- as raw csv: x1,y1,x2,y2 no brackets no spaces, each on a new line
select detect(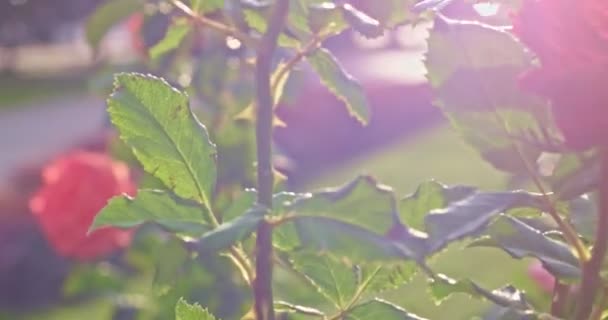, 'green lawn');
305,124,551,319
